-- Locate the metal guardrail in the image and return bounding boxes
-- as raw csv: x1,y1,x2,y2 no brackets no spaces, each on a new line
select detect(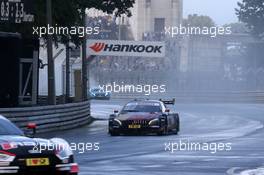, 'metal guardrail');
0,101,91,133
